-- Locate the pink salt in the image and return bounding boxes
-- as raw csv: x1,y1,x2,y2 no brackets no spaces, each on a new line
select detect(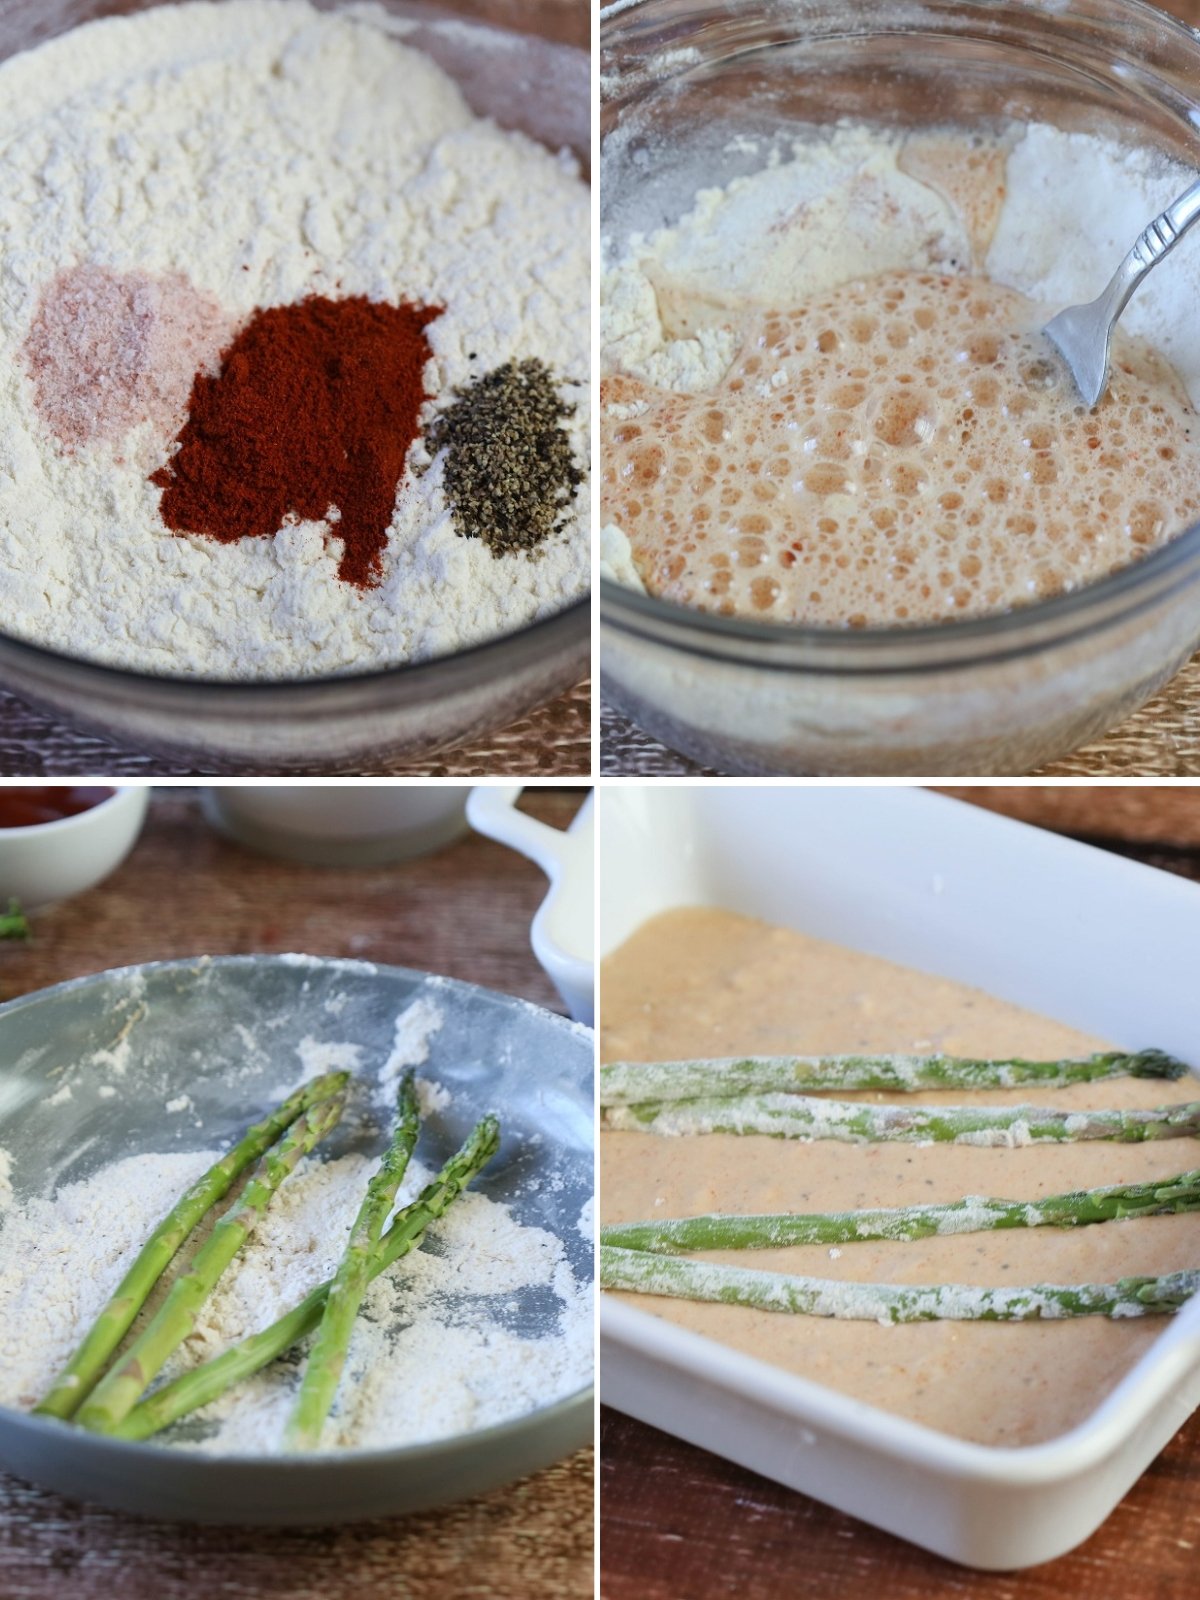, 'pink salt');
22,263,232,450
